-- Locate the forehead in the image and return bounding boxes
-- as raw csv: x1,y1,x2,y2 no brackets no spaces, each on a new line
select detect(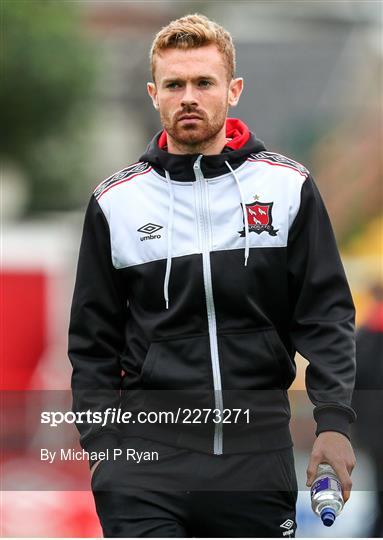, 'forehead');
154,44,227,82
